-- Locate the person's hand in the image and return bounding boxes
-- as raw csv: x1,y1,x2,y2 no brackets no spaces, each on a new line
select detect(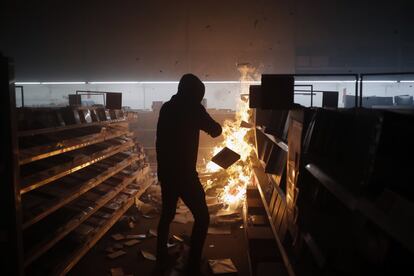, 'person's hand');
210,124,222,138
